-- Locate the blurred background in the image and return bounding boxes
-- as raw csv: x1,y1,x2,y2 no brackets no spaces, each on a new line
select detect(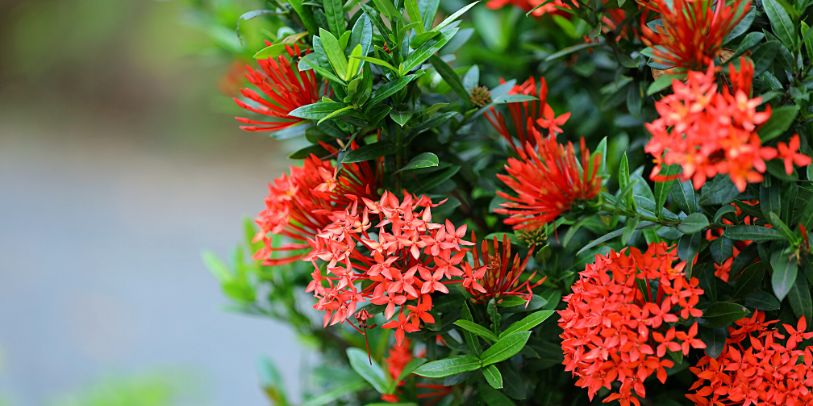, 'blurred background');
0,0,305,404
